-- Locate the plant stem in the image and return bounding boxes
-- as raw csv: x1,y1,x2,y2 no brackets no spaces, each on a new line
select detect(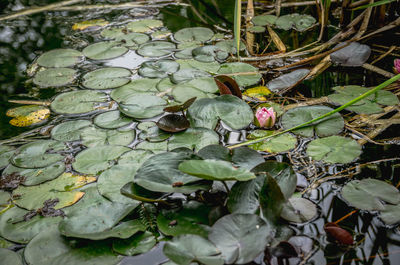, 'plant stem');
228,73,400,149
234,0,242,61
